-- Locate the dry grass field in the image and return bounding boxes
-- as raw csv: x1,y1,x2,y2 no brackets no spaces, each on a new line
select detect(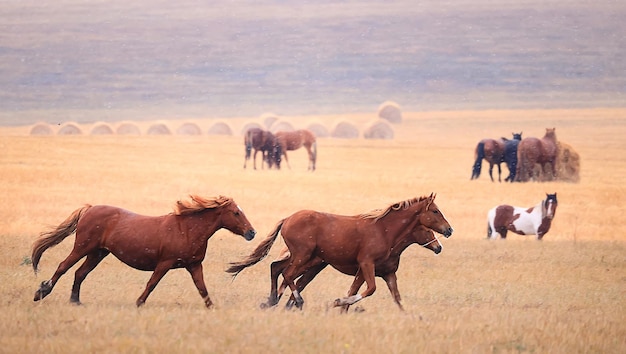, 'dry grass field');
0,109,624,353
